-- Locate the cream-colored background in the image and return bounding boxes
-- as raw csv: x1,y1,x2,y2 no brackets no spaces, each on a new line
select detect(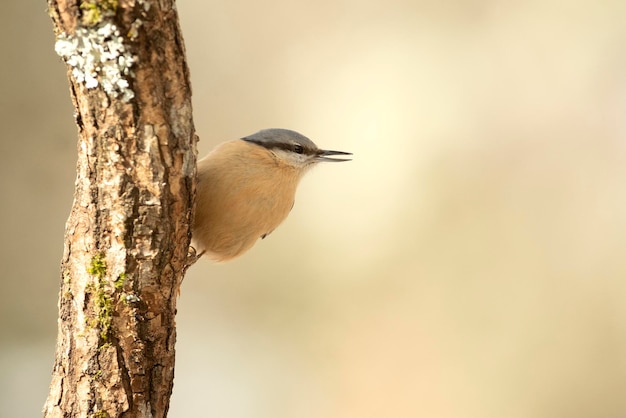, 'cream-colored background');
2,1,626,417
